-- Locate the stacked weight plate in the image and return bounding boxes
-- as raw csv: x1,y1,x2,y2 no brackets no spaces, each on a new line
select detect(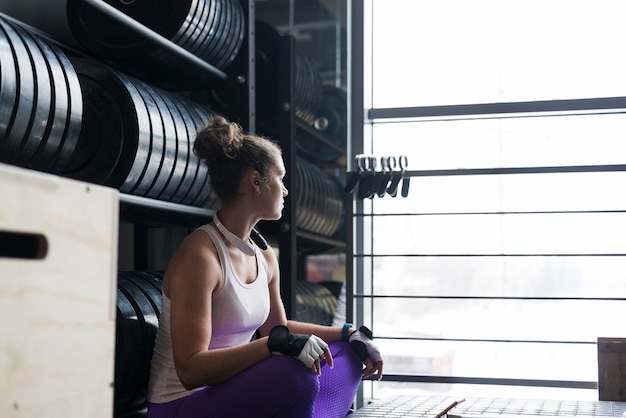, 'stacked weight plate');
215,20,323,127
115,271,164,414
297,85,347,163
0,15,82,173
63,58,214,206
66,0,245,90
294,157,344,238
